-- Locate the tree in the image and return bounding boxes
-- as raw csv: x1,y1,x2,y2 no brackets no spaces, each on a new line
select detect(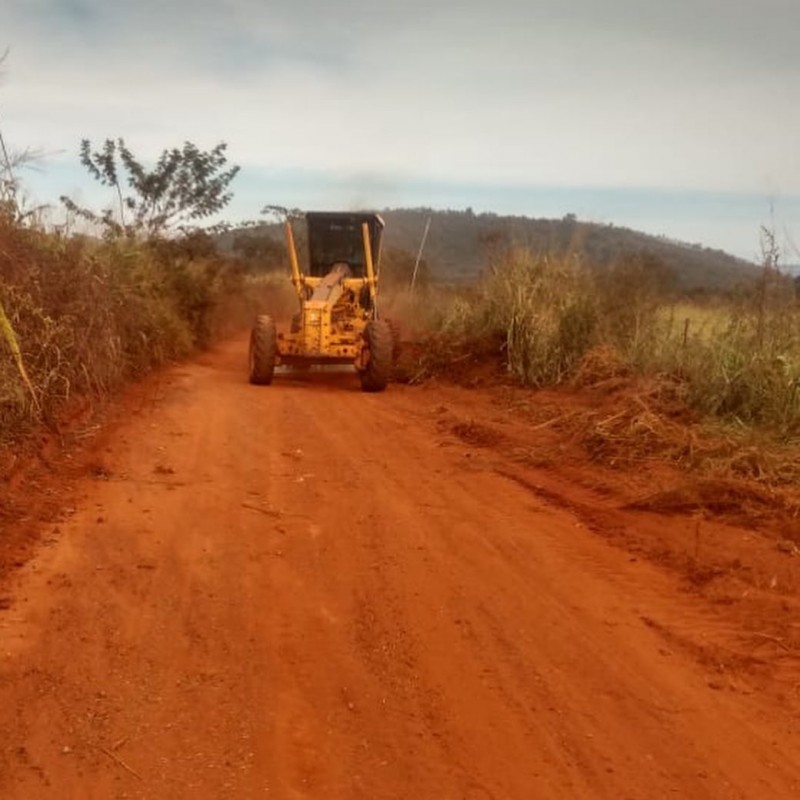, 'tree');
261,204,304,223
232,229,284,271
61,138,239,236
